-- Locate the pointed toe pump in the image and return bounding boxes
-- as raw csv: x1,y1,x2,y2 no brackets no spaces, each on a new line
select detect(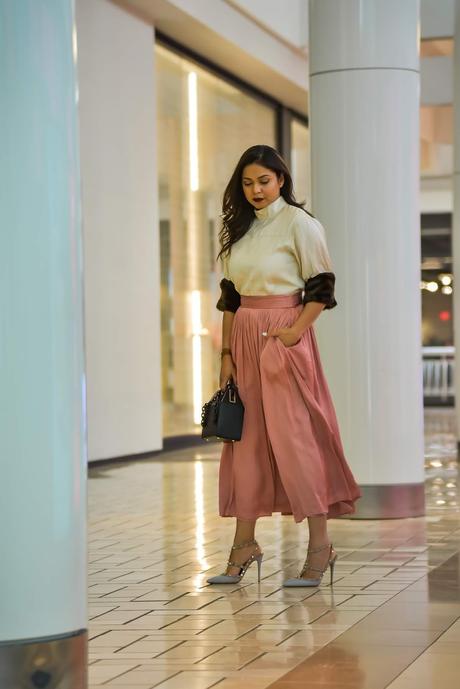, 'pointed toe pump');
207,539,263,584
283,542,337,588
